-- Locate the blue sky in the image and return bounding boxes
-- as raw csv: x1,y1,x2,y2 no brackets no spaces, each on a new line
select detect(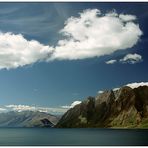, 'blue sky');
0,2,147,114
